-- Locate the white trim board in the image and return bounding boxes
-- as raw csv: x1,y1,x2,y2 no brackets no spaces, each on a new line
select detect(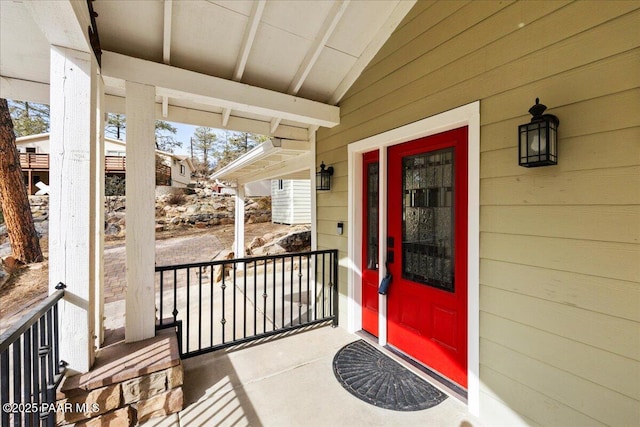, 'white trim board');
346,101,480,416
